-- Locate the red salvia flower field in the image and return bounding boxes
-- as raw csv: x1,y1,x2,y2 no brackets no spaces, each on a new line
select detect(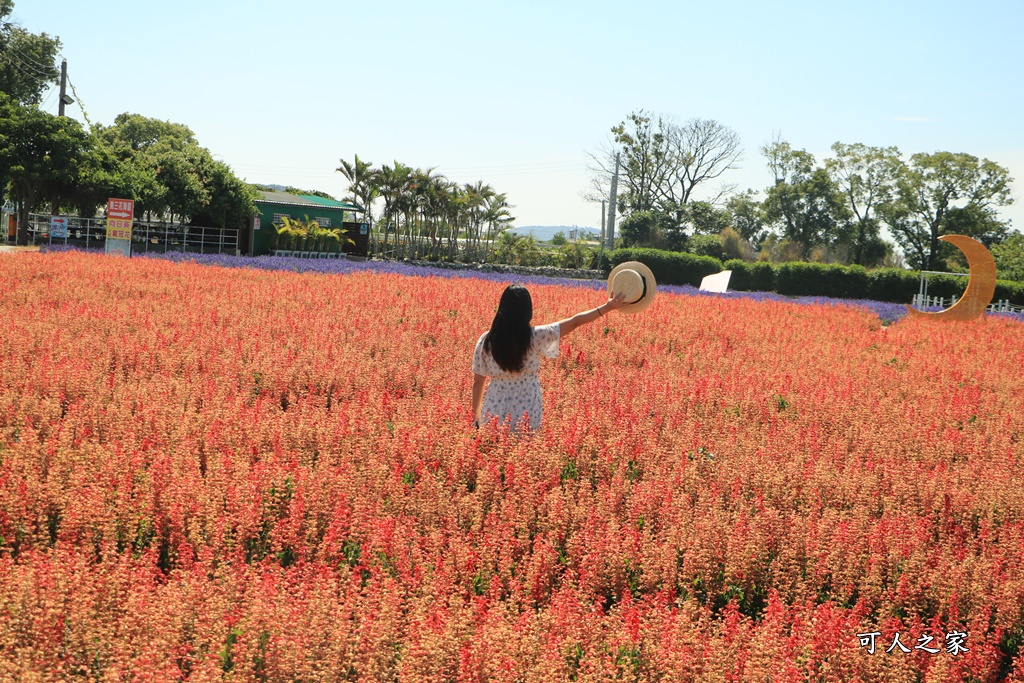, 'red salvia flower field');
2,250,1024,682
